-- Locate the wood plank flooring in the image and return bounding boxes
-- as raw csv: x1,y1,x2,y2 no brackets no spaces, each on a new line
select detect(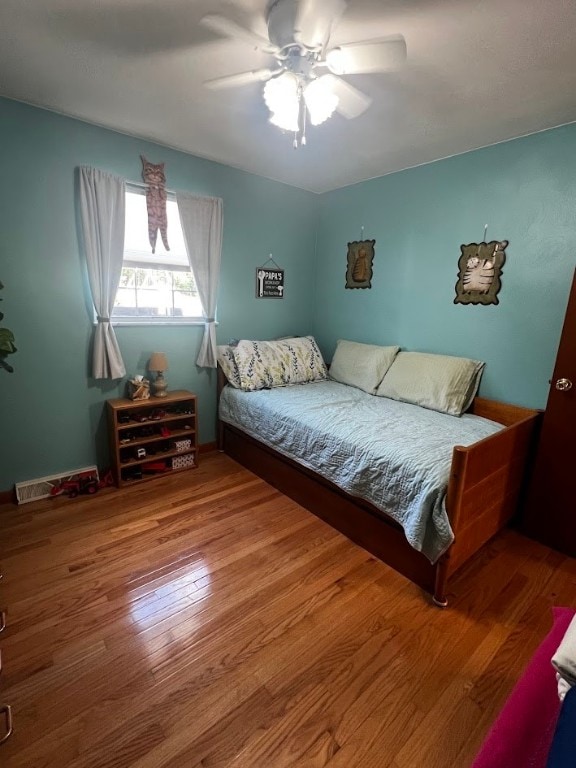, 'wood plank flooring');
0,452,575,767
